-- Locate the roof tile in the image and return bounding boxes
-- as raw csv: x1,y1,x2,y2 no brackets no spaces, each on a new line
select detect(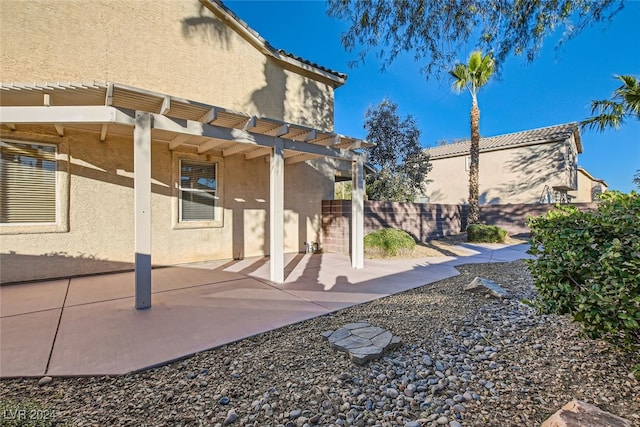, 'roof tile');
426,123,581,159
